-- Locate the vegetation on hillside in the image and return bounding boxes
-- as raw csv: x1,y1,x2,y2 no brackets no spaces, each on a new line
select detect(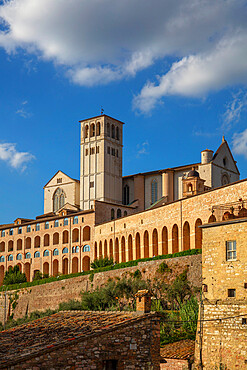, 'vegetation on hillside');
3,266,27,286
